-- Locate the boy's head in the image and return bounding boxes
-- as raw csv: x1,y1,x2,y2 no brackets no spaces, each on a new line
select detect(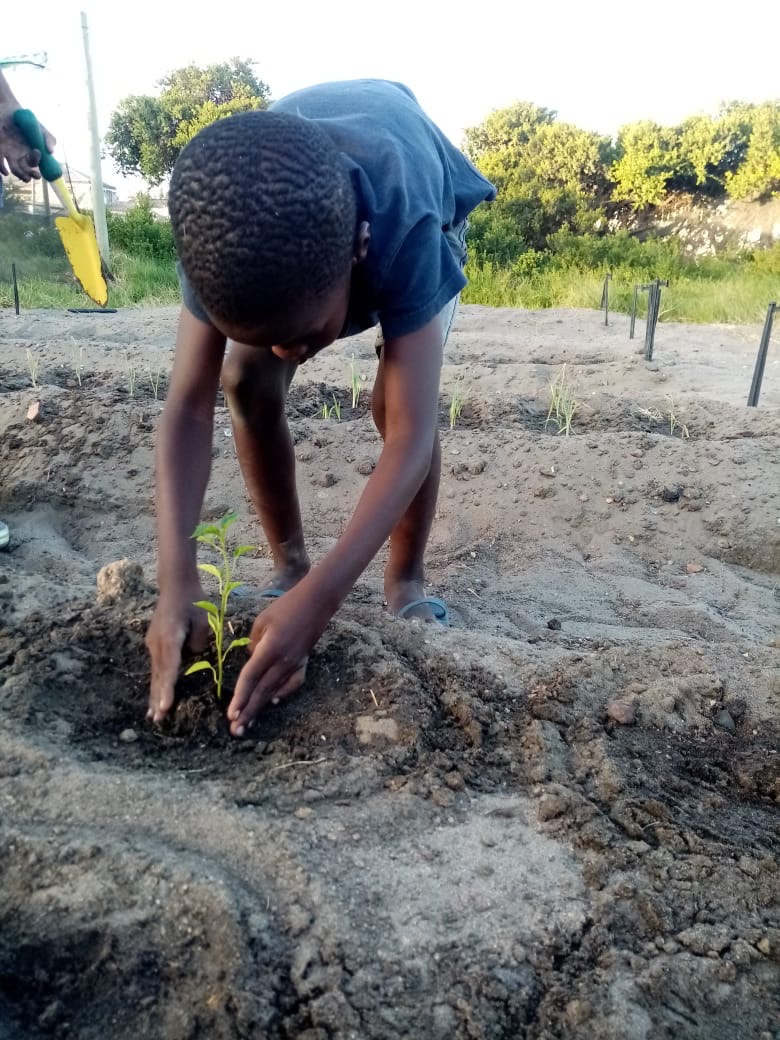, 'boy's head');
169,110,364,355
